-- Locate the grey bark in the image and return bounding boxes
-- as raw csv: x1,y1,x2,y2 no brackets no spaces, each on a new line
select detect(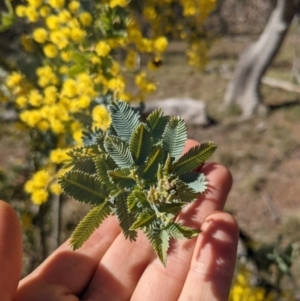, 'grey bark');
224,0,300,117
